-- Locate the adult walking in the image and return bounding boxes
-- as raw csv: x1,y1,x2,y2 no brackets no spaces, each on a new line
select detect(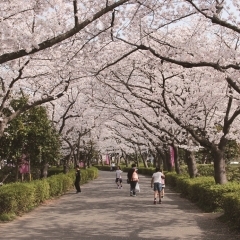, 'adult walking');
151,167,164,204
75,165,81,193
127,163,139,197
